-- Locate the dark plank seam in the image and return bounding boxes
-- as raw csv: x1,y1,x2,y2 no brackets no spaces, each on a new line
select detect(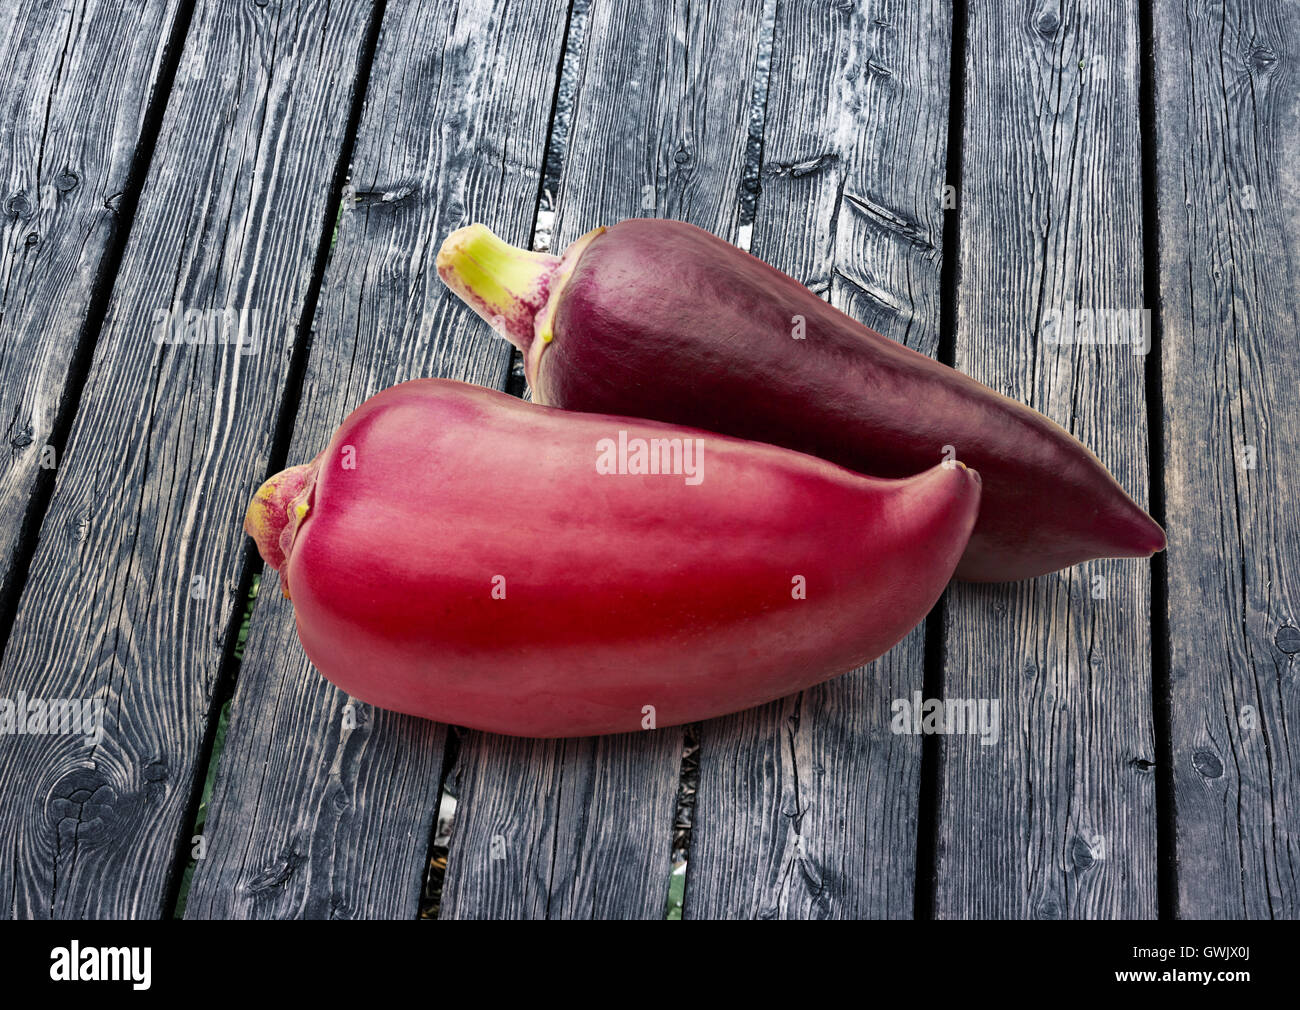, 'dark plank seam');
505,0,591,398
914,0,967,923
935,0,965,372
737,0,778,226
0,3,196,666
534,1,582,917
164,0,393,918
678,0,779,921
1138,0,1175,922
414,0,584,917
670,0,769,920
